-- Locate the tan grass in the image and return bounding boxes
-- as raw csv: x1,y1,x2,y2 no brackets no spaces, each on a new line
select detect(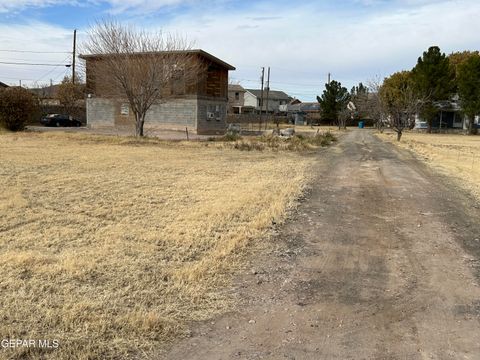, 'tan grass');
0,131,314,359
378,132,480,200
